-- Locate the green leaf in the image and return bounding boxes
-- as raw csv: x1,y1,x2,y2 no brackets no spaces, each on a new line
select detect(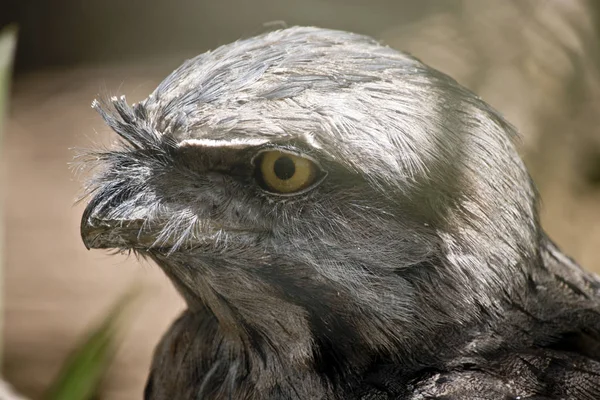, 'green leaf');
0,24,17,130
45,288,140,400
0,24,18,367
